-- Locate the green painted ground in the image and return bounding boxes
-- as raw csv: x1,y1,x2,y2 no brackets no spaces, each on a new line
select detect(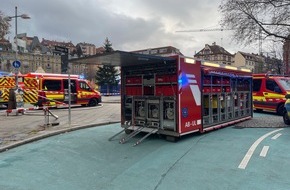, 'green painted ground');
0,121,290,190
